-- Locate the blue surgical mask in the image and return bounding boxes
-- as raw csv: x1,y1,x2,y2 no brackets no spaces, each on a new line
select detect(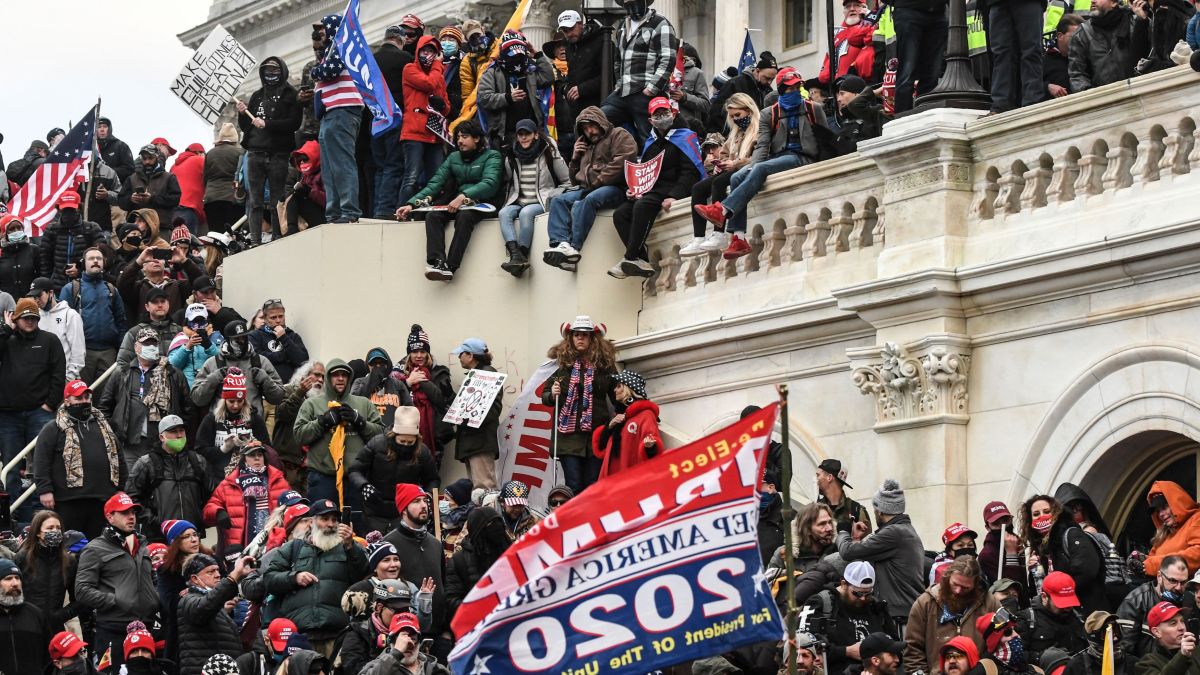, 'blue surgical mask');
441,40,459,57
6,231,26,243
